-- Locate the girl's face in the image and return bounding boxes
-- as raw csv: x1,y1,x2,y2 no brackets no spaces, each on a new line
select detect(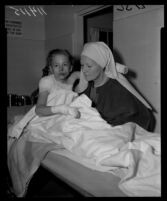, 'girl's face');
50,54,72,81
80,55,104,82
